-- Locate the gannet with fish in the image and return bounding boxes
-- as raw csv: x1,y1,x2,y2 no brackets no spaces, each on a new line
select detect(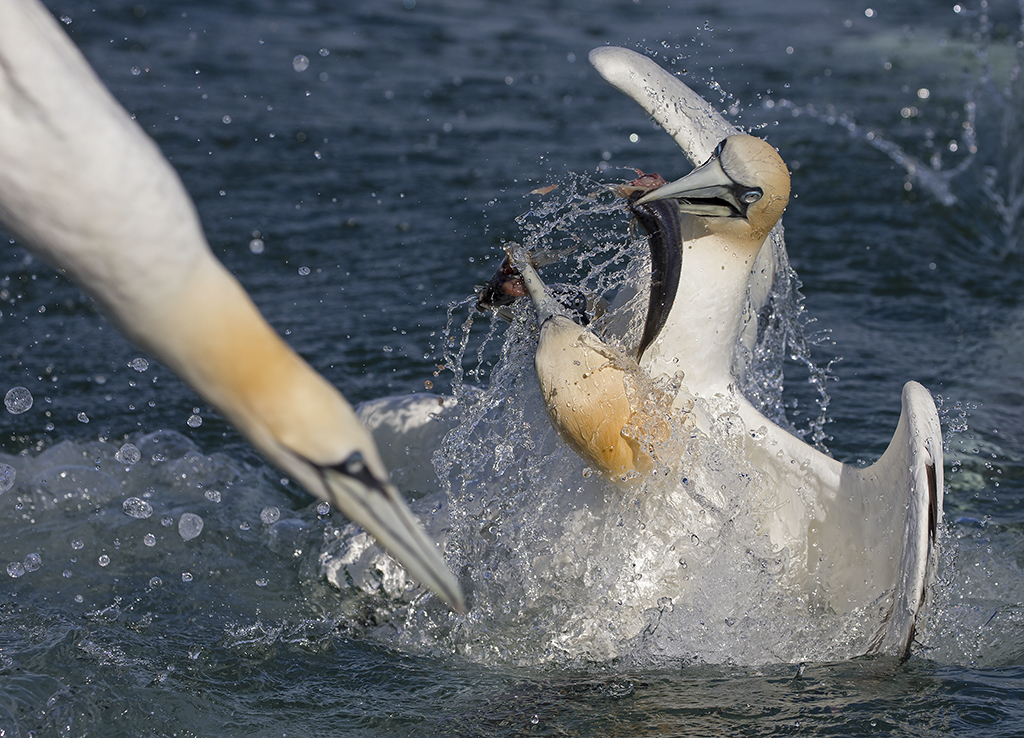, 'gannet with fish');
347,47,943,660
485,48,942,659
